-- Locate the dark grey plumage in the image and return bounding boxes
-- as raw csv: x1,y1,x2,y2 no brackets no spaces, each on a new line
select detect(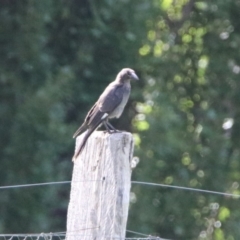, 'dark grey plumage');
73,68,139,158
